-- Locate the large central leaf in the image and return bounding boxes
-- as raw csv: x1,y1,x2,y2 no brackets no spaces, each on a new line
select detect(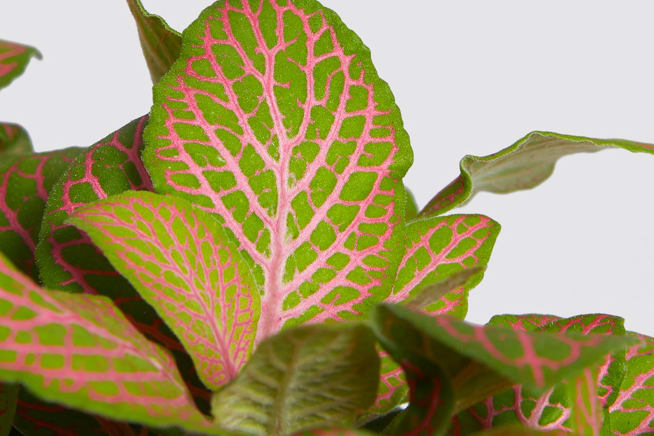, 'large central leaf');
144,0,412,341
